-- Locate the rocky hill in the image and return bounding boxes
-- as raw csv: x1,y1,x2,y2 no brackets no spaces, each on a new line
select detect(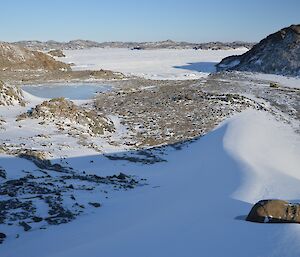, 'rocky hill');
216,24,300,76
14,40,100,51
13,39,255,51
0,42,70,71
